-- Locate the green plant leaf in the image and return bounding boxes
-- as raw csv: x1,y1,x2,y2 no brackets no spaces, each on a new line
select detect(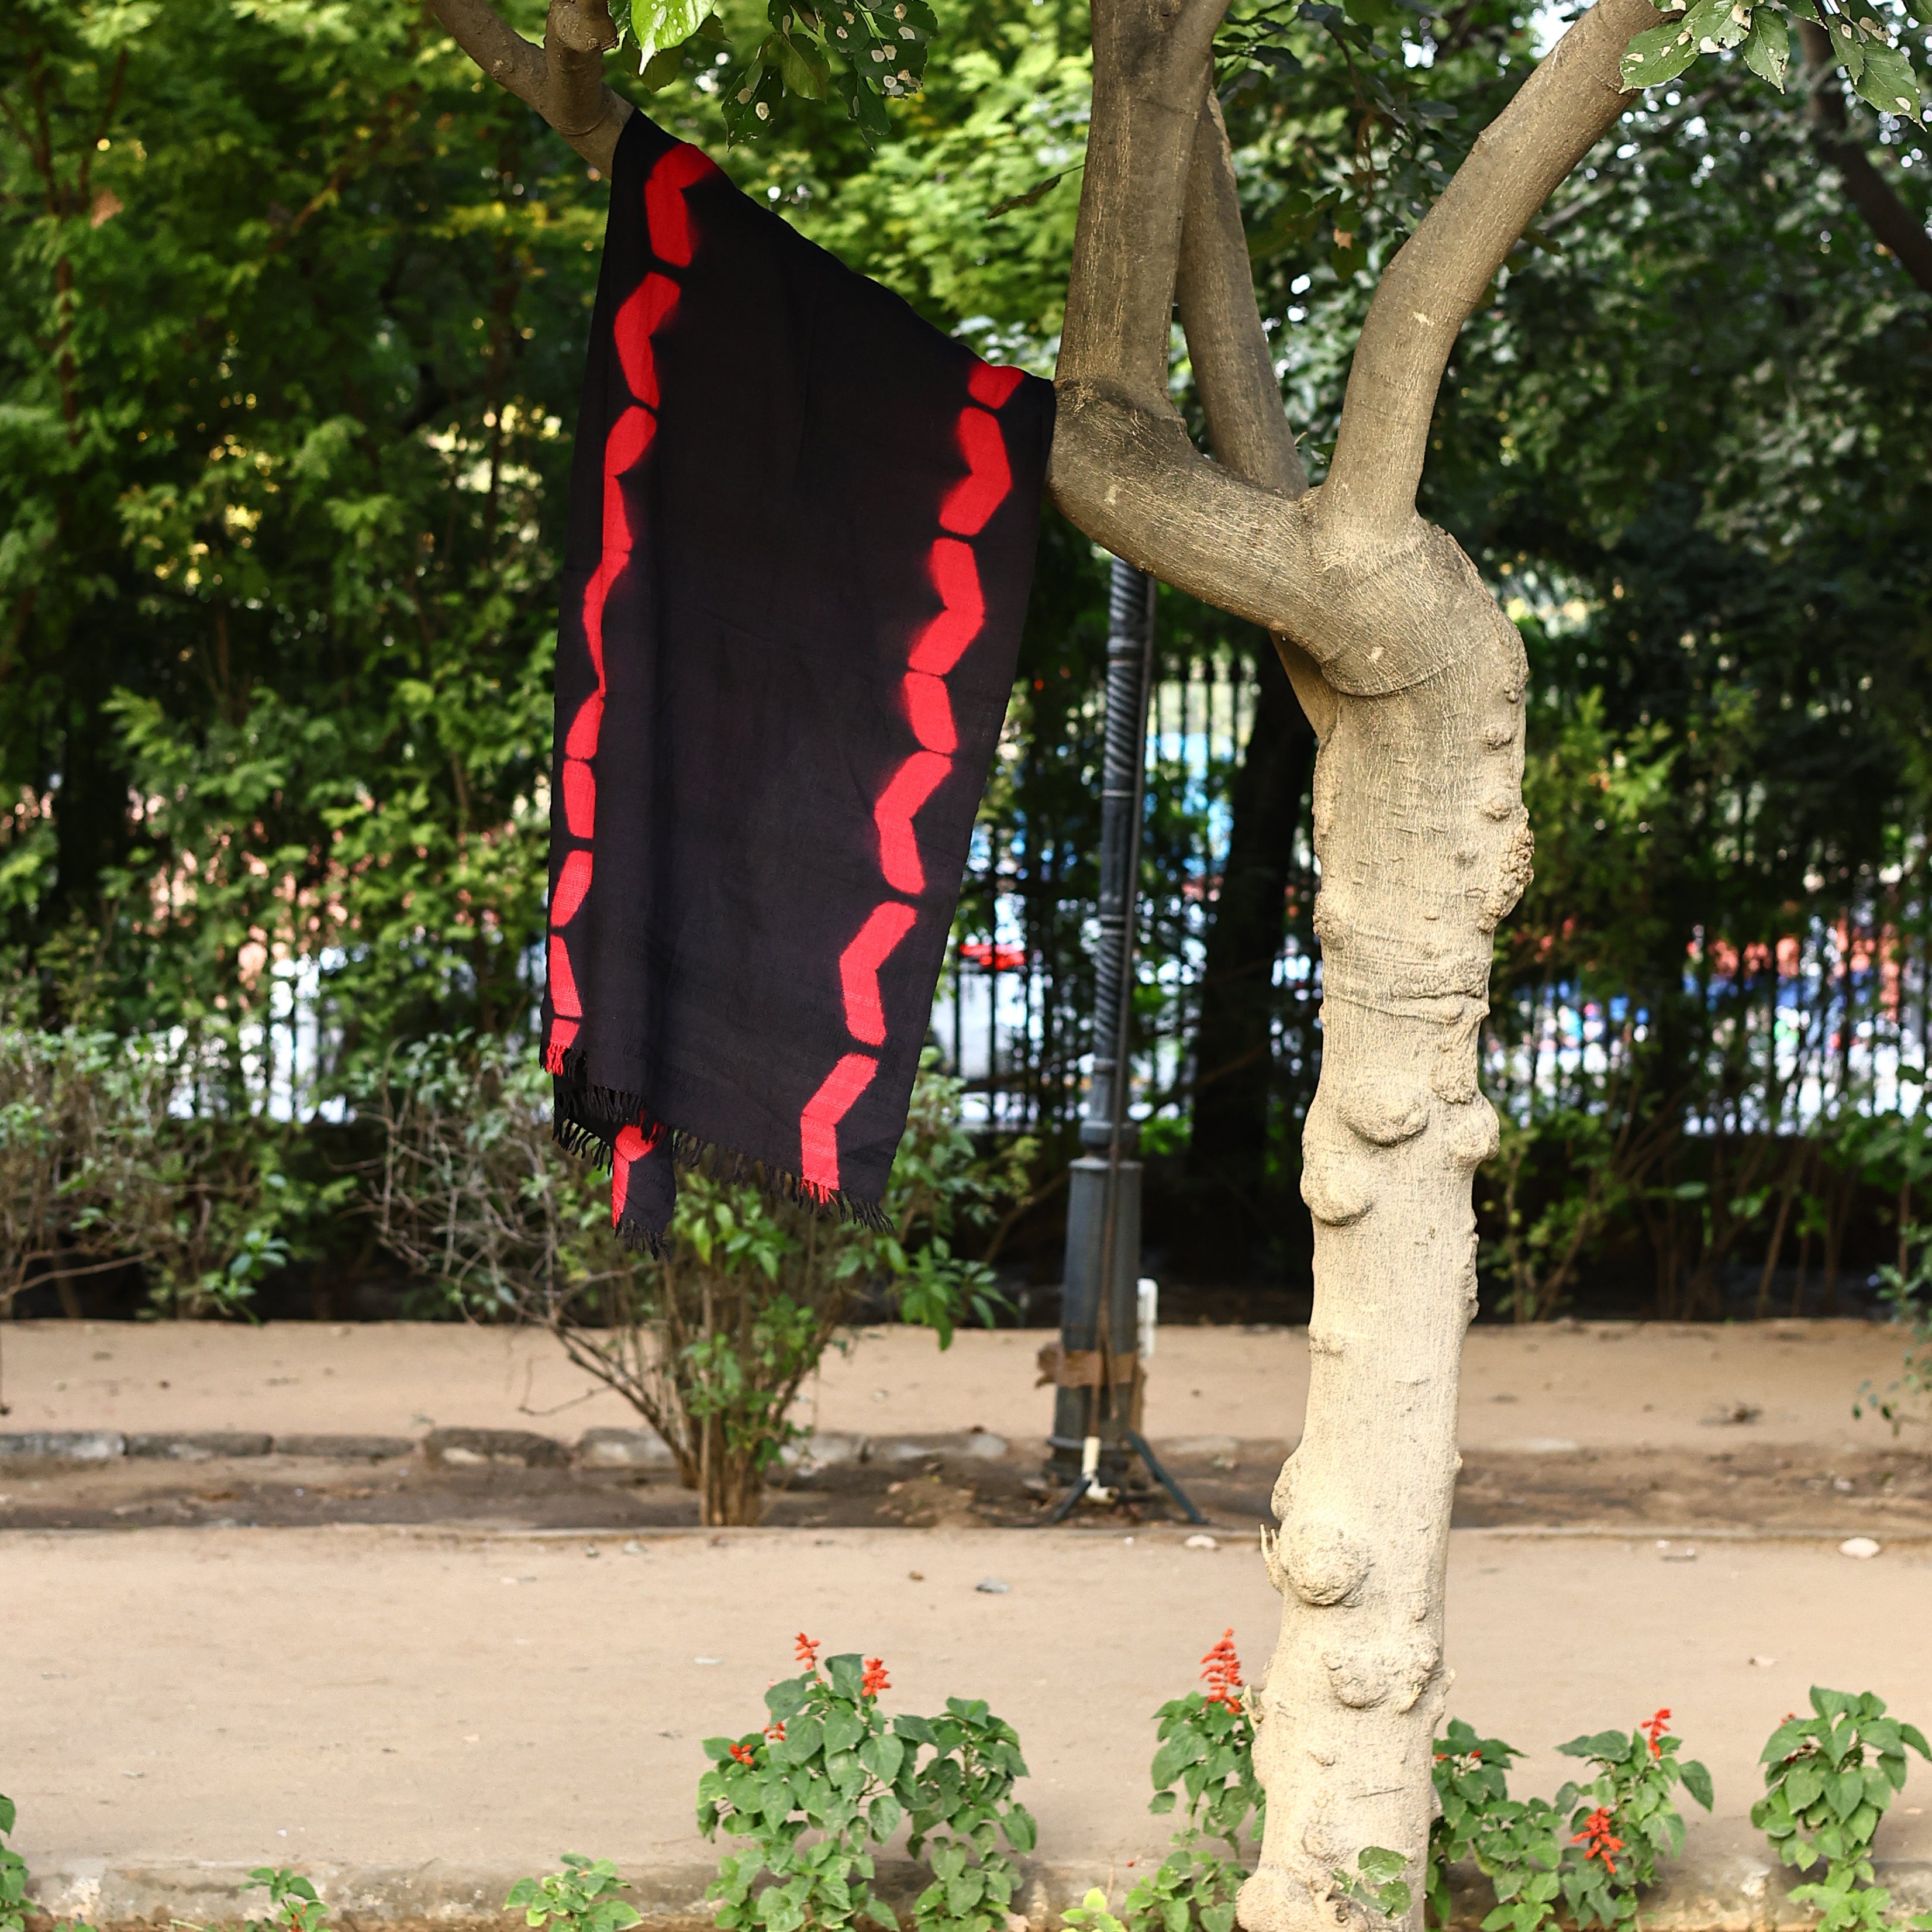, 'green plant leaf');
1740,9,1790,85
1851,39,1924,120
